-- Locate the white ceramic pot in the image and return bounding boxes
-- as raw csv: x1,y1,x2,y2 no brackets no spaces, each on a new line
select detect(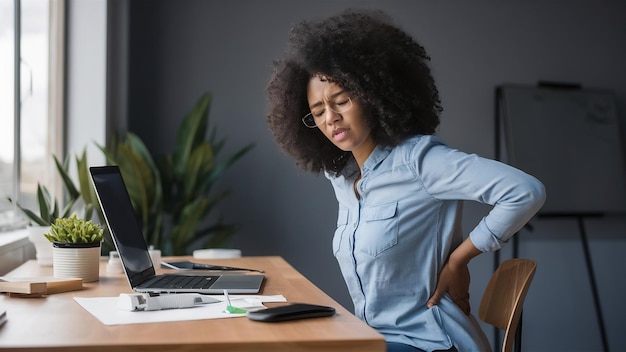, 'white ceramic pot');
52,242,101,282
27,225,53,266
